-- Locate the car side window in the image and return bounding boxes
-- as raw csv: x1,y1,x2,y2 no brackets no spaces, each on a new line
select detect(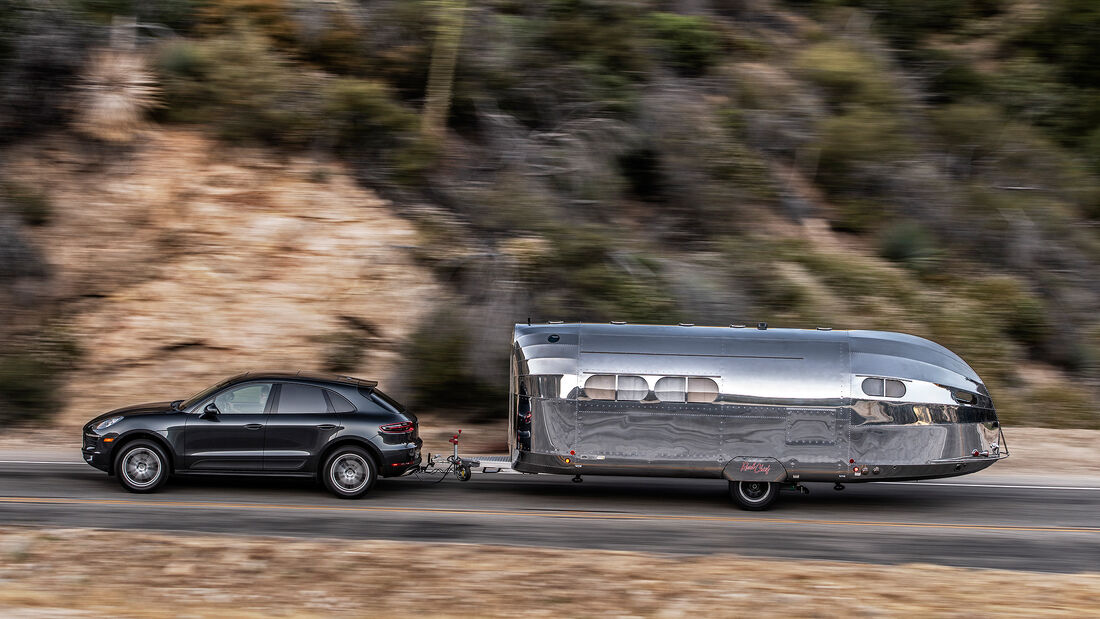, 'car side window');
276,384,329,414
213,383,272,415
325,389,357,413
